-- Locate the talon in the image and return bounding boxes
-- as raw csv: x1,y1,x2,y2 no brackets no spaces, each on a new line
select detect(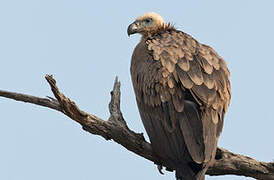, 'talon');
157,165,164,175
